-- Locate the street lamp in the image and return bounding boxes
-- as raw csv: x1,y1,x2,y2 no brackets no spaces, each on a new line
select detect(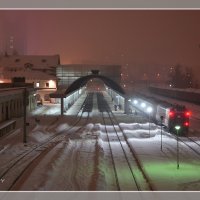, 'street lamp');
23,87,28,144
175,125,181,169
160,116,164,151
141,102,146,108
147,107,152,138
133,99,138,105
